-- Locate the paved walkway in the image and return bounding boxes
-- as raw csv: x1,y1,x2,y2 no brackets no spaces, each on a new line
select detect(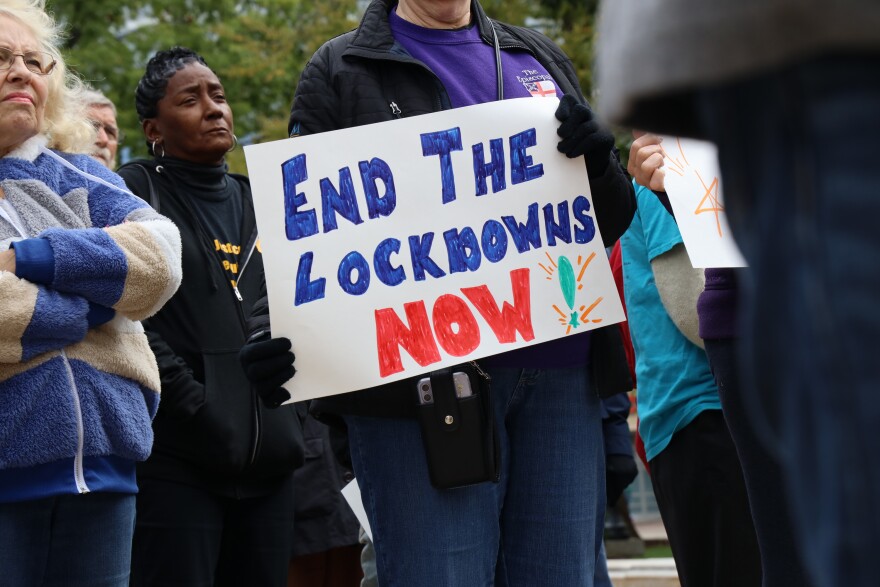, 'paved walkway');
633,516,668,543
607,515,679,586
608,558,679,587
